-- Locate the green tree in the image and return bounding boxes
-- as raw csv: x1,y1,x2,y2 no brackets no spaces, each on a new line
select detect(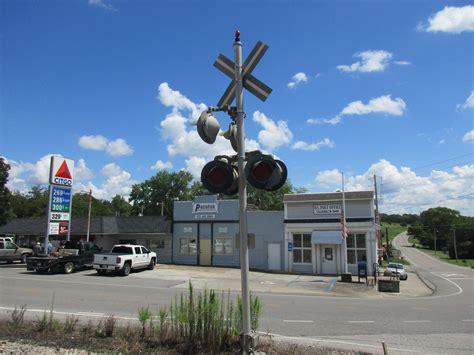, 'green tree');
0,158,12,225
419,207,460,250
129,170,196,217
246,180,300,210
111,195,132,216
71,192,114,218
